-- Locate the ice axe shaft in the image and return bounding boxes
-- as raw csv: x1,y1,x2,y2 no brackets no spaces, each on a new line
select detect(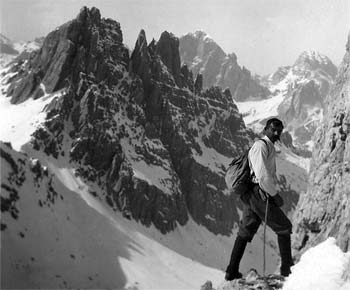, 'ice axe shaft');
263,197,269,277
